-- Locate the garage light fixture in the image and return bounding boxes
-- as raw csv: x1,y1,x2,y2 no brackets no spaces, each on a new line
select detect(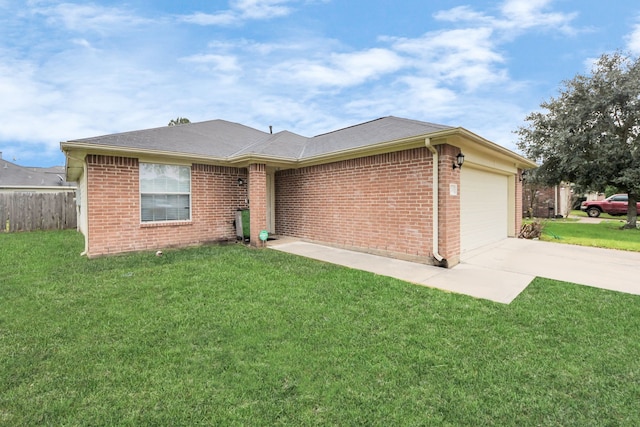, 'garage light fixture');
237,178,246,186
453,152,465,170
